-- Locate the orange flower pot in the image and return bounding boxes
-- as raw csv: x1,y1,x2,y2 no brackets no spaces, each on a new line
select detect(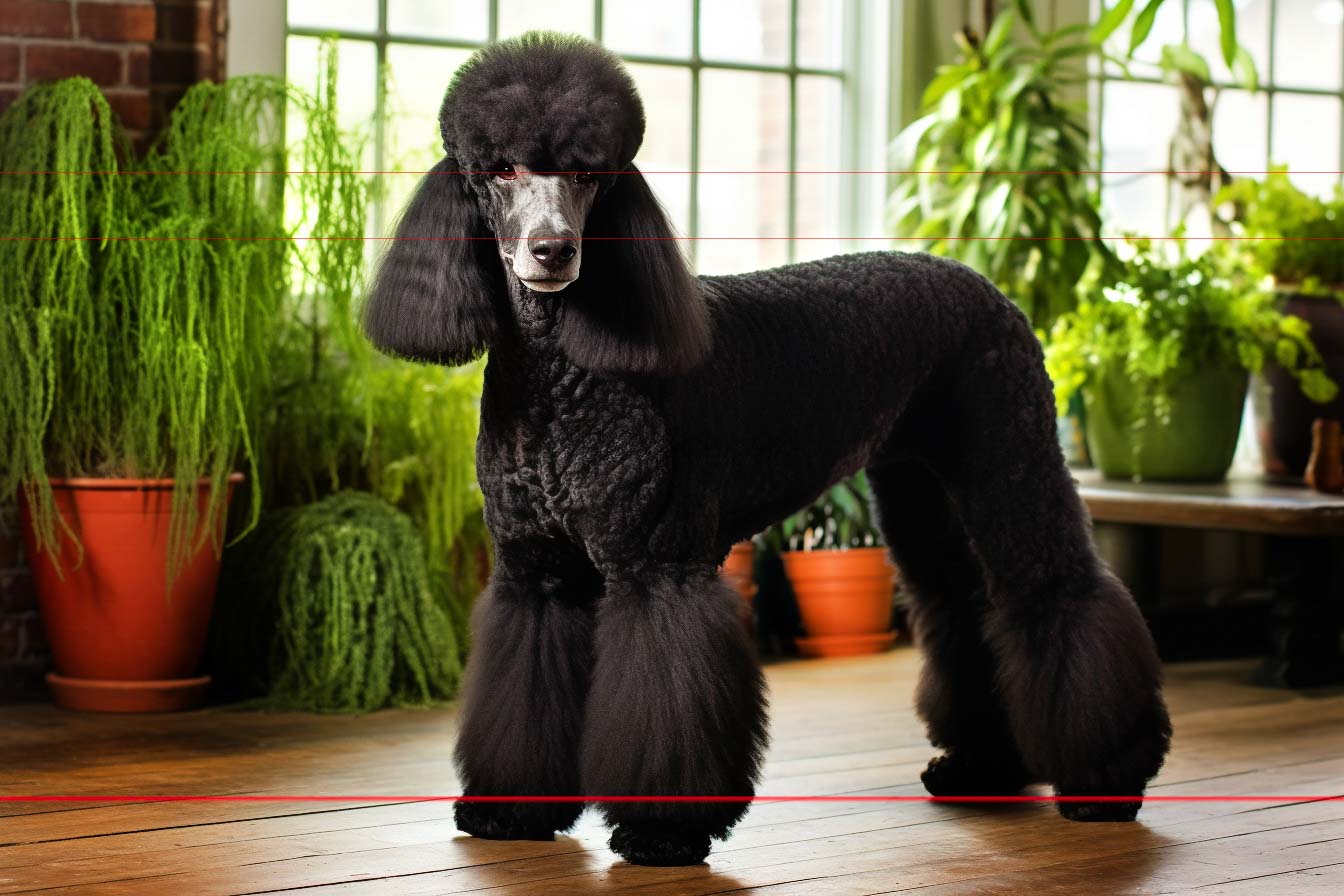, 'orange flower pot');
781,546,898,657
18,475,242,712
